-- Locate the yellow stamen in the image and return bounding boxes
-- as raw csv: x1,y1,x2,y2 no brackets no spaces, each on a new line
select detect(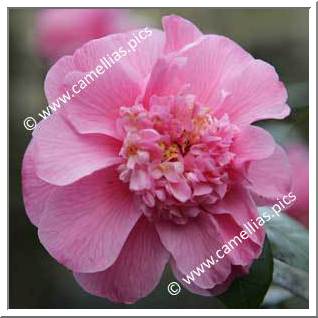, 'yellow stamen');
159,141,166,150
163,143,179,161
